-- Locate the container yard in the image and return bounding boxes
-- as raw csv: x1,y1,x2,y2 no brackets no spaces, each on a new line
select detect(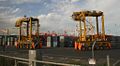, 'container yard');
0,0,120,66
